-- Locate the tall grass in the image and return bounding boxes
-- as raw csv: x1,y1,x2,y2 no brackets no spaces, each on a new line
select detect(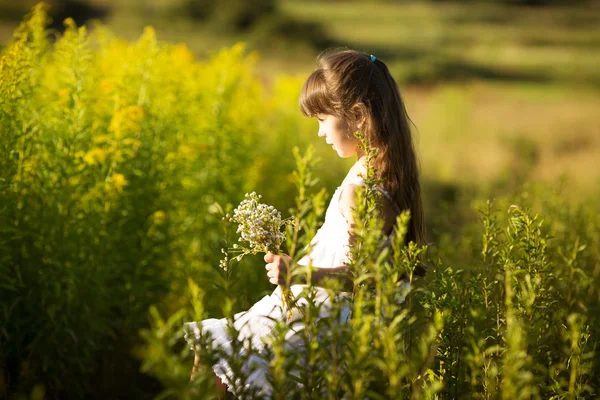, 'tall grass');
144,145,600,399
